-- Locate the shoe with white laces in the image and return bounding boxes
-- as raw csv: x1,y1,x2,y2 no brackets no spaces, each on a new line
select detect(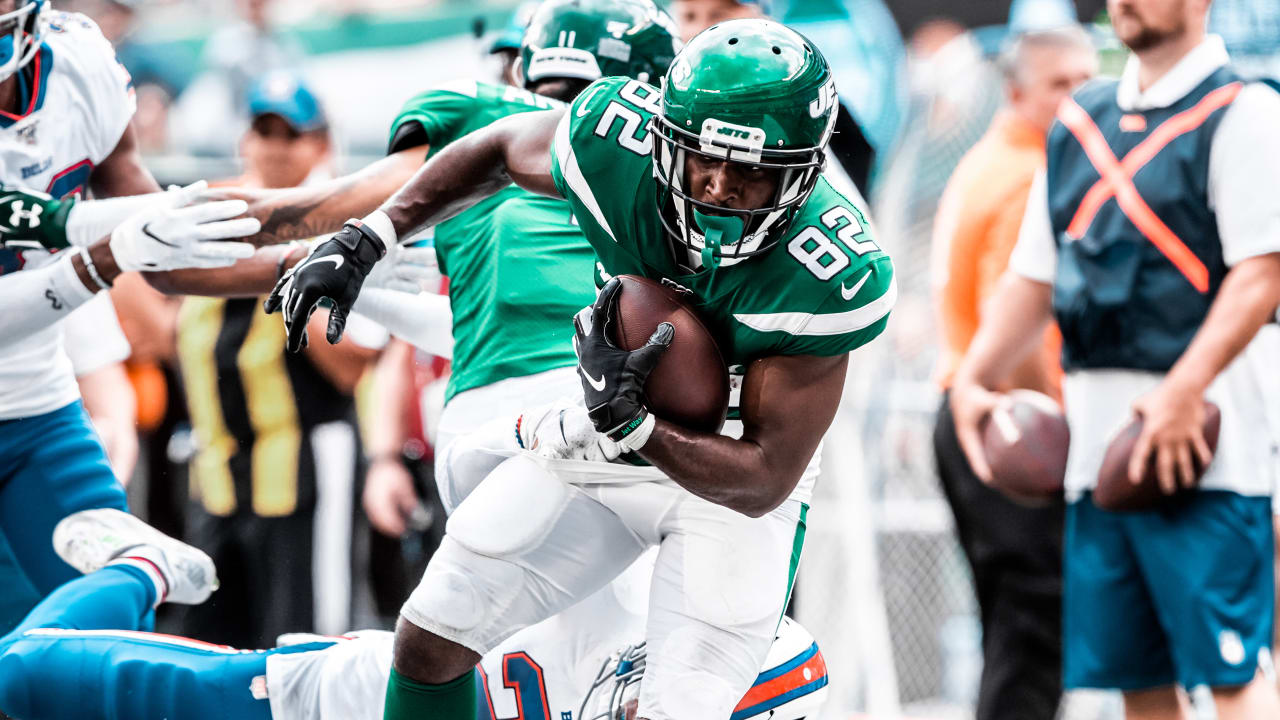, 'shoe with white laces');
53,508,218,605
